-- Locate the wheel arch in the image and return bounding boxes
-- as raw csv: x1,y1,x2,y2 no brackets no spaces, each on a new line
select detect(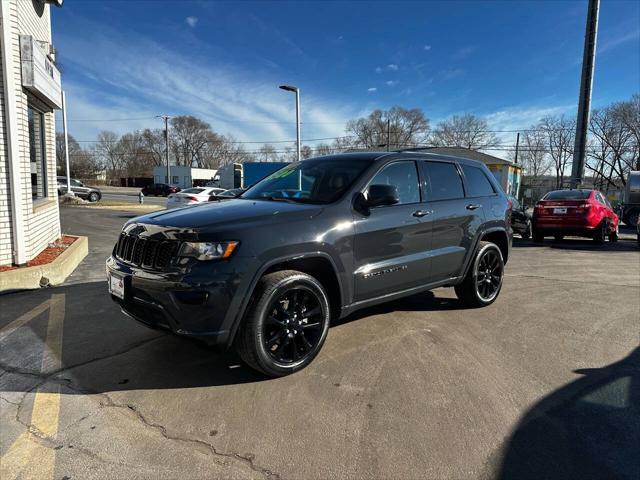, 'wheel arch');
227,252,344,348
459,227,510,282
